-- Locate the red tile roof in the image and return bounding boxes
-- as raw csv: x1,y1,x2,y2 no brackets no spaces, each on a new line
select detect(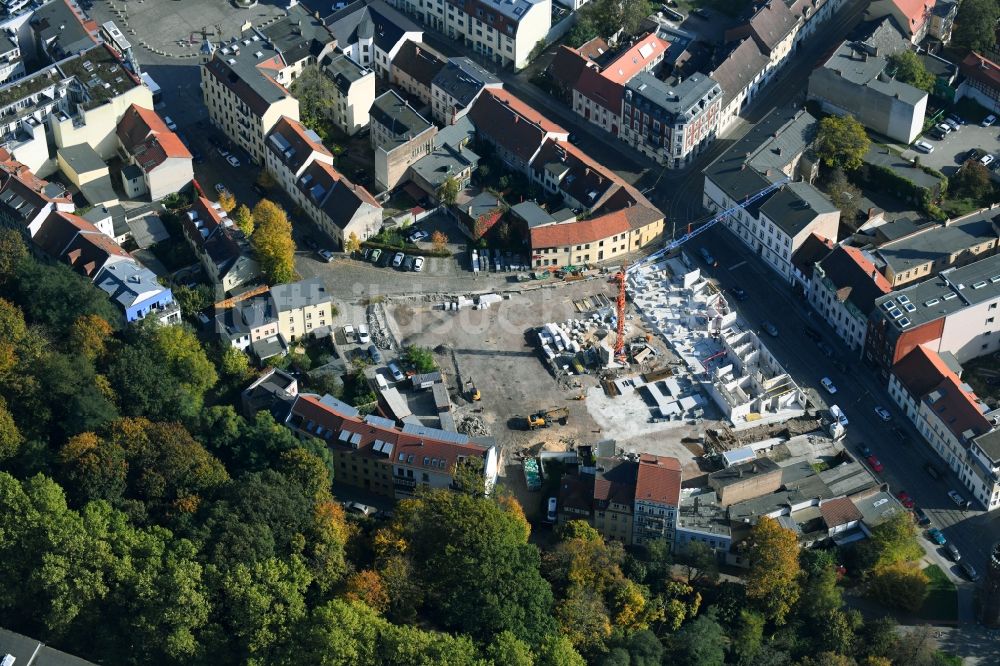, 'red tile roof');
116,104,191,173
926,374,990,442
529,209,631,249
819,497,862,528
889,0,934,30
634,454,681,507
267,116,333,174
33,210,97,258
549,46,592,90
62,227,130,278
600,33,669,84
288,394,492,474
817,245,892,315
891,345,953,399
960,52,1000,92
